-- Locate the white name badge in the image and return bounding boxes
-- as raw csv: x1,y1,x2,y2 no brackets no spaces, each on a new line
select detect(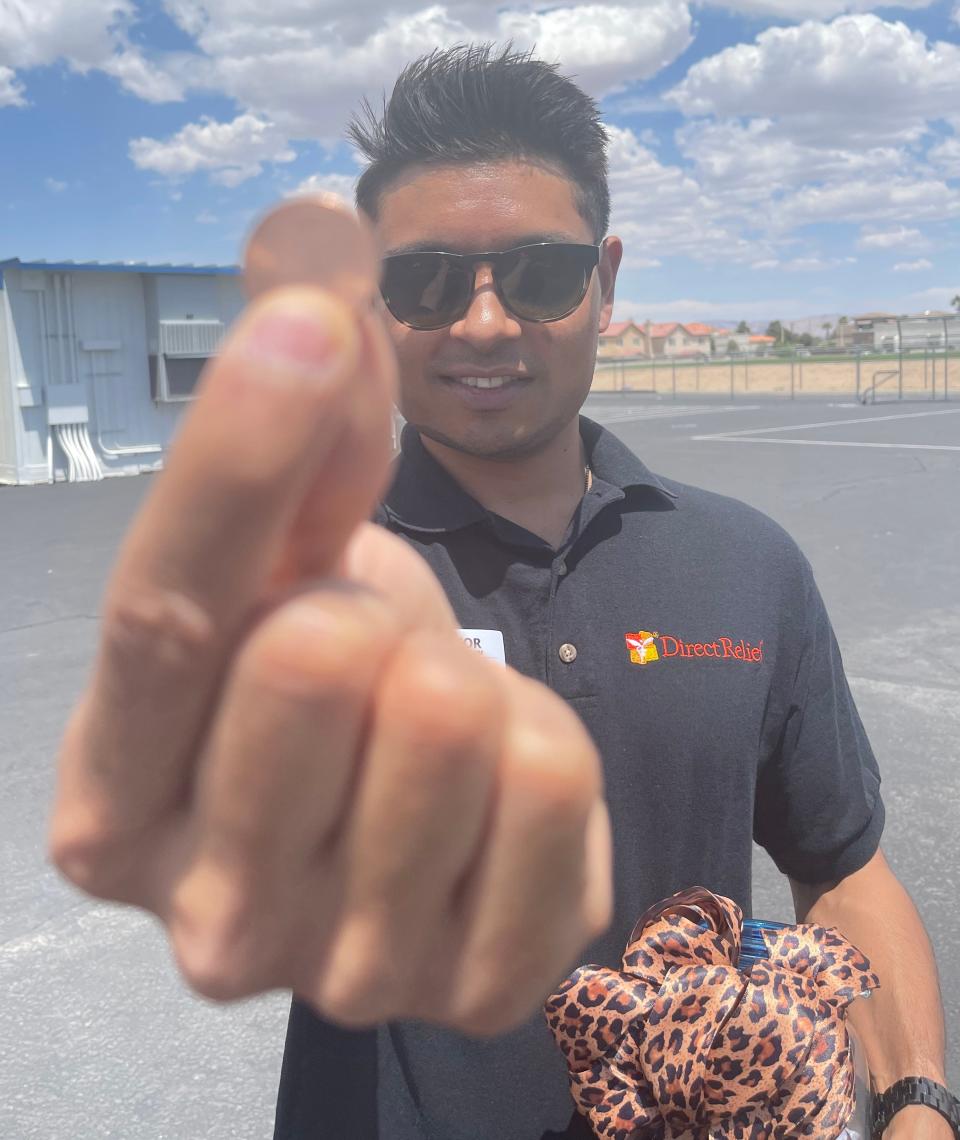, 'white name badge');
459,629,507,666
